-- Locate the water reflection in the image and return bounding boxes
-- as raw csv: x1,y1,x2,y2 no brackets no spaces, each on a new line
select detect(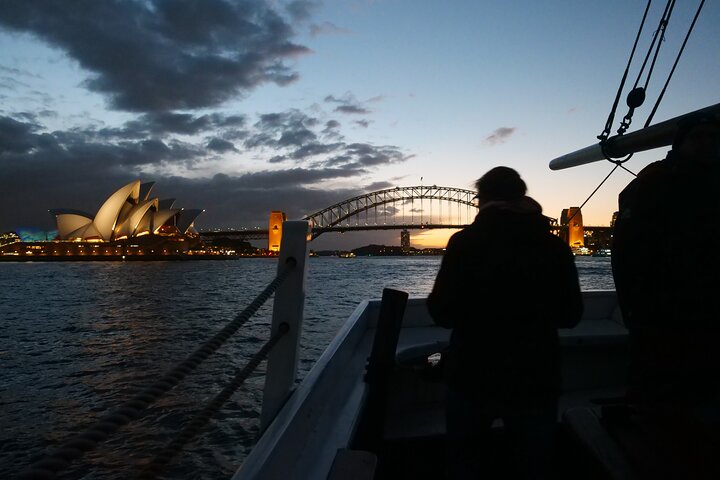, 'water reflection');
0,256,612,479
